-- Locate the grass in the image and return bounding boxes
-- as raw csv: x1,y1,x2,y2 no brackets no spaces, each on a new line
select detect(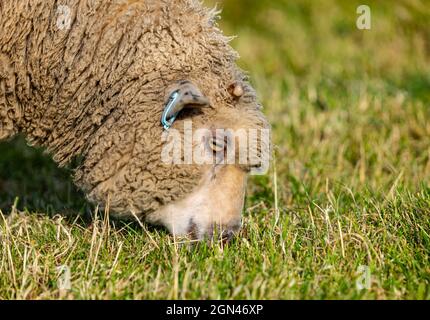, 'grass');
0,0,429,299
